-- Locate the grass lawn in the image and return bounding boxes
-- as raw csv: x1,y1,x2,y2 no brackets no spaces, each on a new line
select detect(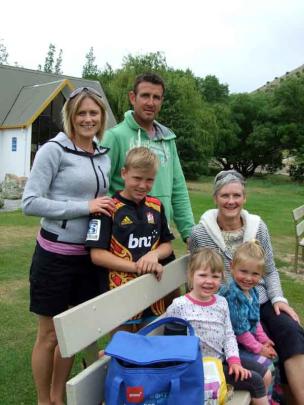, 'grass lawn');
1,174,304,404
